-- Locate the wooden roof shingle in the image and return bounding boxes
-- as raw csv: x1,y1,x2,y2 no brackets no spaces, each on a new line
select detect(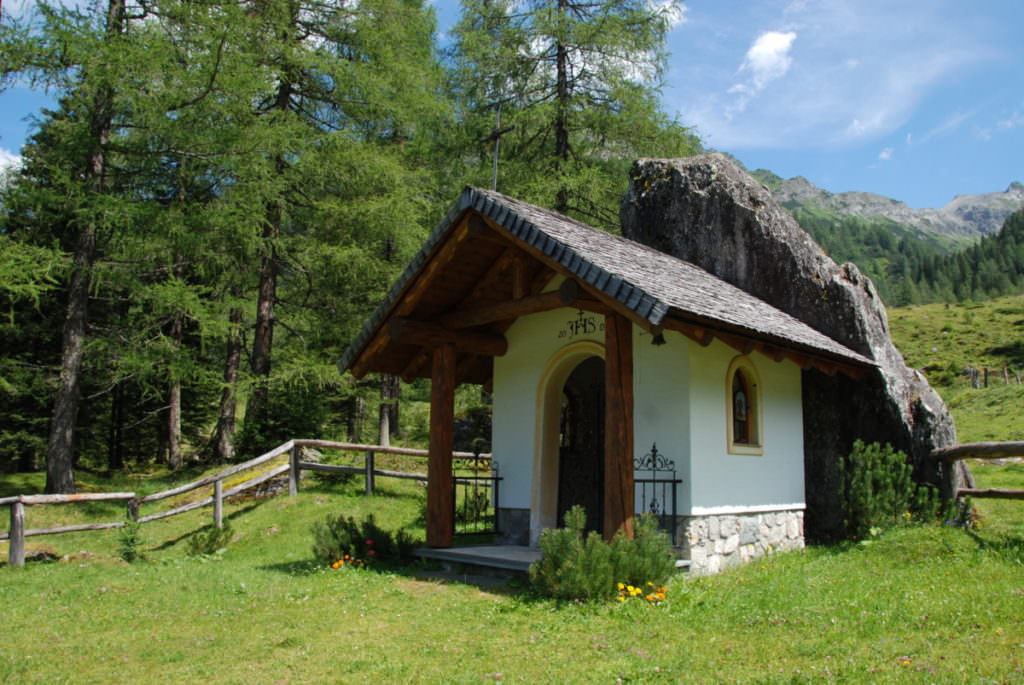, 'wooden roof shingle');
338,187,874,374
